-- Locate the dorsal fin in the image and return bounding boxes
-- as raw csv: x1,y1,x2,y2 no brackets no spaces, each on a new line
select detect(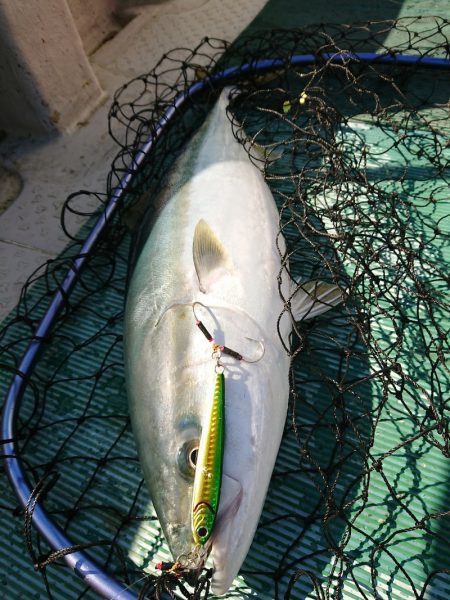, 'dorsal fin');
193,220,230,293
